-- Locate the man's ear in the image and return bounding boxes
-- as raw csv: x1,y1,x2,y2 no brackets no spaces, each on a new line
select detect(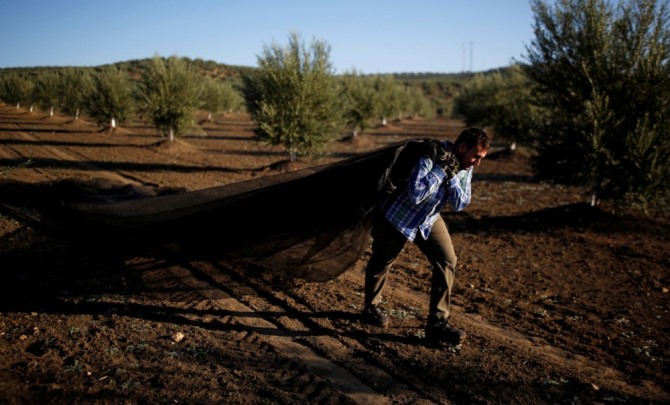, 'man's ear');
457,142,468,155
